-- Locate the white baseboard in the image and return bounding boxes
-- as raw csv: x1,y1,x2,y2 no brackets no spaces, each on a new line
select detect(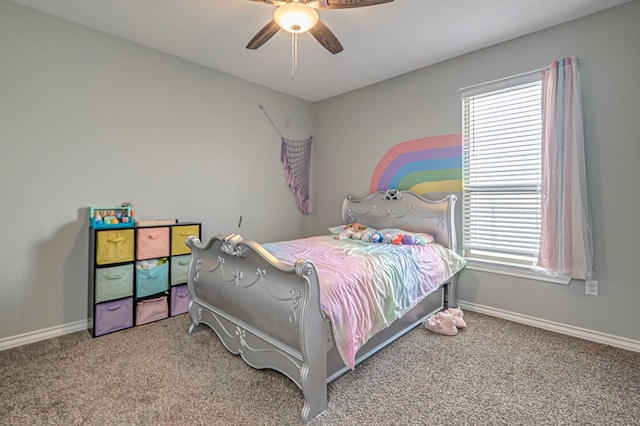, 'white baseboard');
458,301,640,353
0,319,87,352
3,304,640,355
